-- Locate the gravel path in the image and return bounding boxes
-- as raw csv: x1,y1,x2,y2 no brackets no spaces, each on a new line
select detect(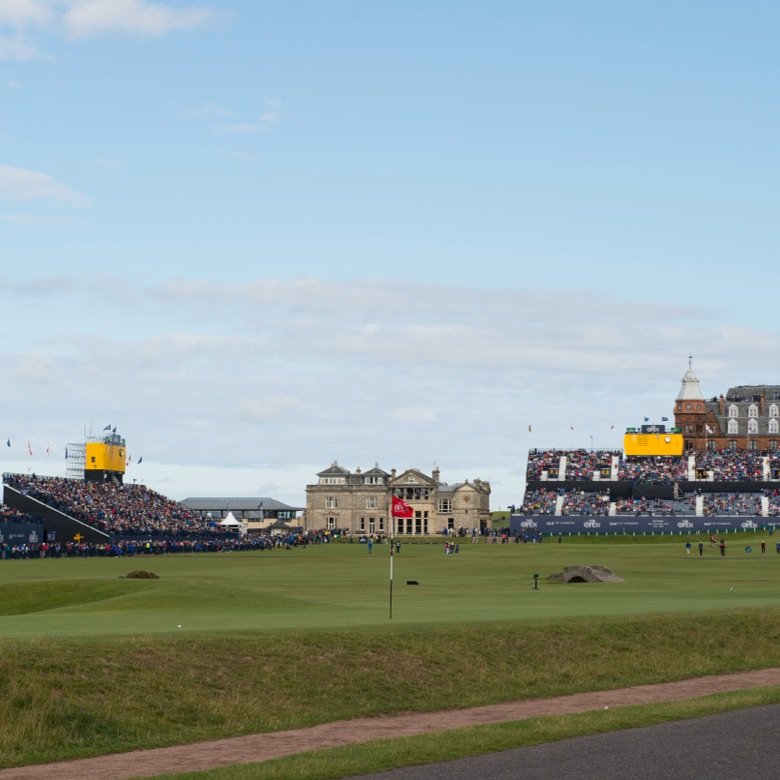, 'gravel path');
1,668,778,780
